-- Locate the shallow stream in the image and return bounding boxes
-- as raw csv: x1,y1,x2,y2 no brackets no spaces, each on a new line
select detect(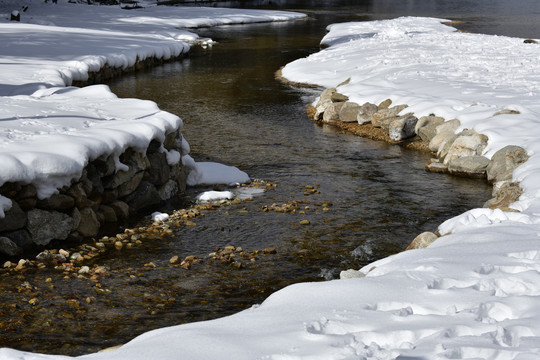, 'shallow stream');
3,0,538,355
